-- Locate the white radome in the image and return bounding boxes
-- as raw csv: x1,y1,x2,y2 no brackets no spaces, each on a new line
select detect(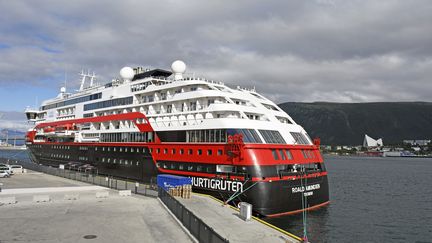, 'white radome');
171,60,186,74
120,67,135,81
60,87,66,93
